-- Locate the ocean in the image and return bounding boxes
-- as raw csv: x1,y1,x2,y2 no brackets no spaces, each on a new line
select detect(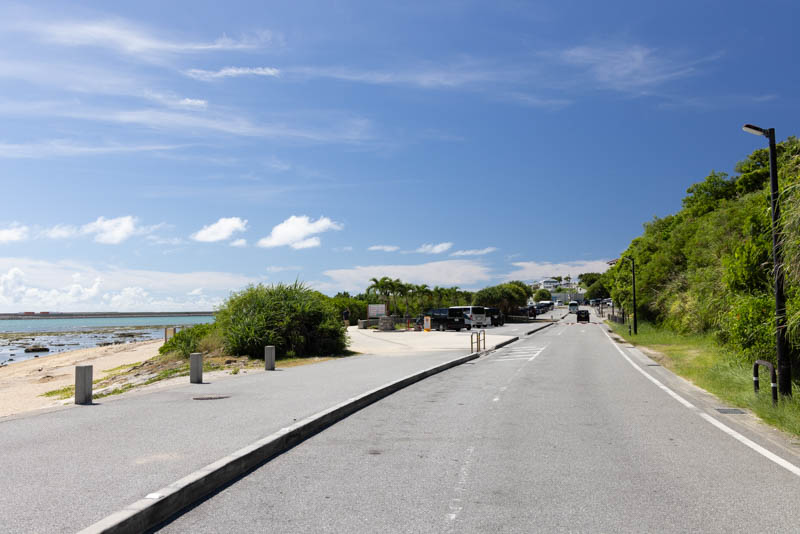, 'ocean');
0,315,215,366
